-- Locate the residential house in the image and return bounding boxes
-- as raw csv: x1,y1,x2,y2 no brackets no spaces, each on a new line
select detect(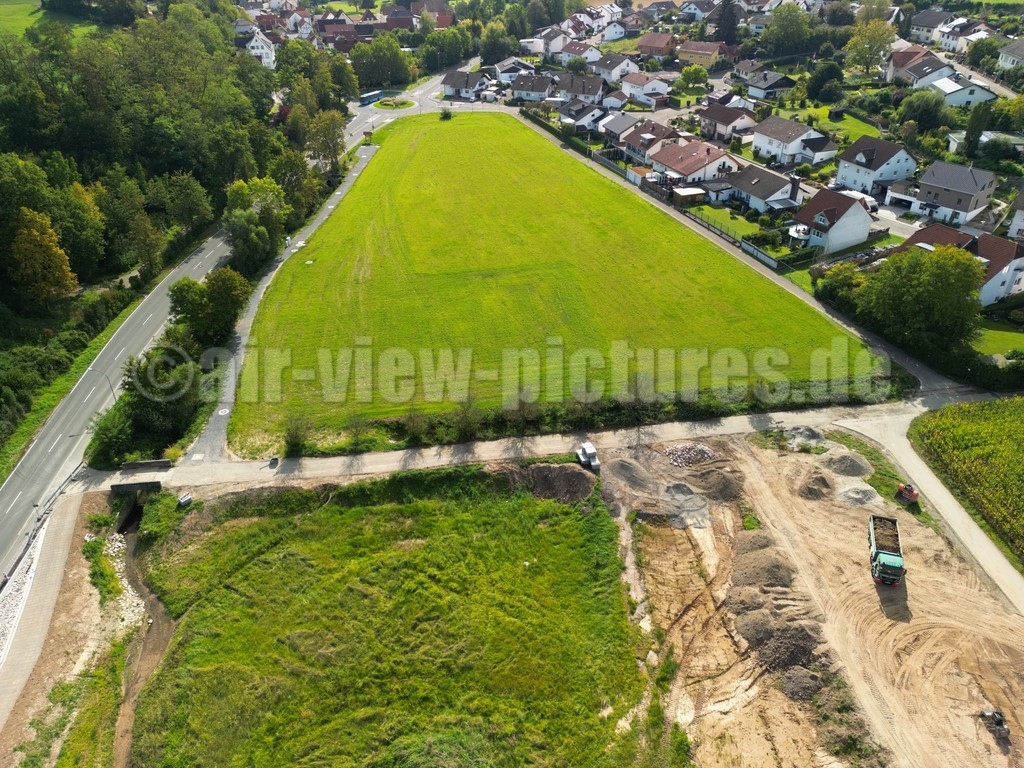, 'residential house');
793,189,874,255
494,56,535,85
558,15,590,38
620,119,681,163
698,103,758,140
553,72,606,104
603,89,629,108
568,7,607,34
558,41,601,65
746,13,771,35
621,72,670,106
598,110,641,141
928,76,997,107
679,0,717,20
746,70,796,100
237,28,277,68
948,130,1024,155
752,115,838,166
591,53,641,83
676,40,721,67
557,99,607,131
733,59,766,81
884,160,996,224
602,20,630,41
441,71,491,100
899,222,976,252
908,9,954,44
511,74,554,101
887,47,955,87
1006,194,1024,239
998,38,1024,70
726,164,804,211
640,0,678,21
536,26,571,54
650,141,739,184
638,31,676,58
937,17,991,53
835,136,917,195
